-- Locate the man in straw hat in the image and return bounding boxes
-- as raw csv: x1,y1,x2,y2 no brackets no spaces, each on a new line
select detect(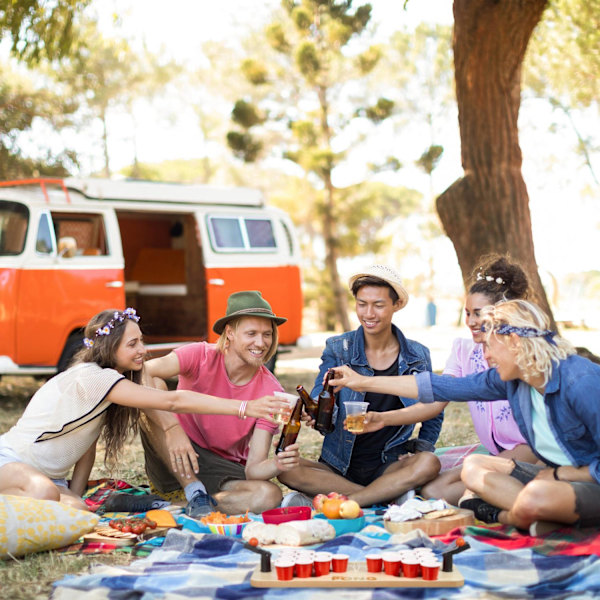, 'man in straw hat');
279,265,442,507
140,291,300,517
